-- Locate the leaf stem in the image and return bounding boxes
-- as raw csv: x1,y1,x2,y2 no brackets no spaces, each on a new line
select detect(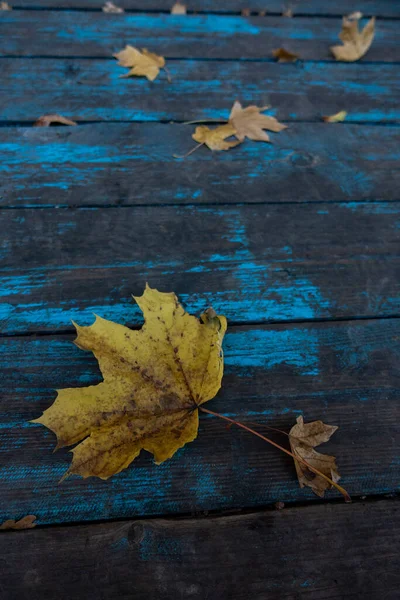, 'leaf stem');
173,142,204,159
163,65,172,83
182,118,228,125
200,407,351,503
